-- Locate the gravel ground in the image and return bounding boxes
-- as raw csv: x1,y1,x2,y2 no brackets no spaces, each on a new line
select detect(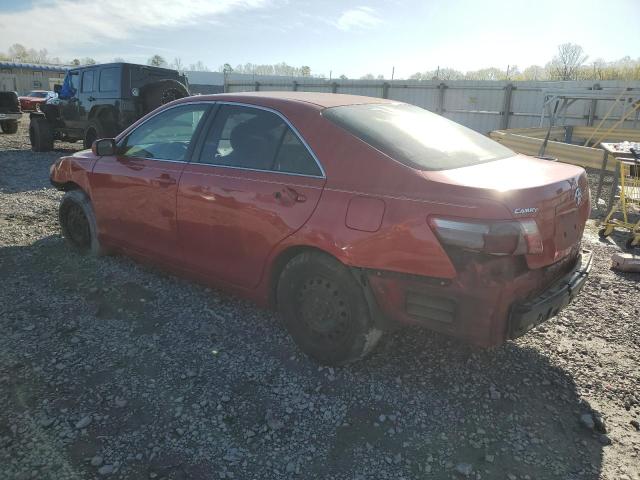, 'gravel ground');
1,122,639,480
